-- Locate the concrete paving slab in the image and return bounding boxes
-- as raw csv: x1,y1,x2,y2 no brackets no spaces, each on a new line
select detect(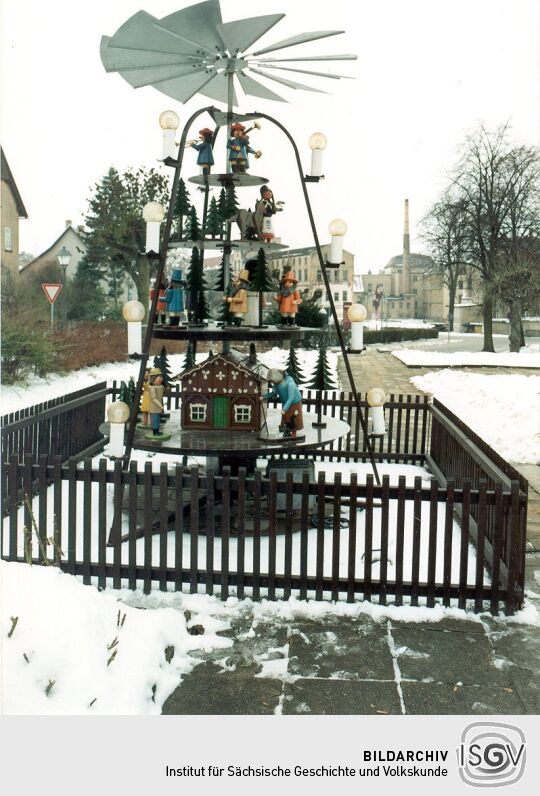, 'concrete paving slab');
162,662,282,715
288,618,393,680
391,617,486,634
487,625,540,713
390,627,513,687
283,678,402,715
400,681,525,715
